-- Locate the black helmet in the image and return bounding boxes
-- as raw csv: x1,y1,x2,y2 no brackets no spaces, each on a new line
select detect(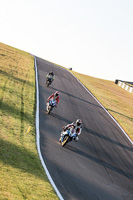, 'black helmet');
76,119,82,126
